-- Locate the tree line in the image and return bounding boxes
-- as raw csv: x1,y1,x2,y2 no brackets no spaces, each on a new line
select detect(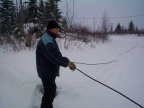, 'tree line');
114,20,143,35
0,0,144,51
0,0,62,37
0,0,143,36
0,0,65,50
